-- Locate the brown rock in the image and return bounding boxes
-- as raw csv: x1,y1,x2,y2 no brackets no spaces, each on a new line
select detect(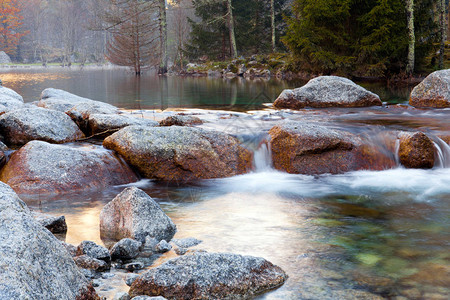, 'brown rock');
103,126,252,181
269,122,394,175
74,255,109,272
404,263,450,287
159,115,203,127
0,141,138,194
409,70,450,108
398,132,435,168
